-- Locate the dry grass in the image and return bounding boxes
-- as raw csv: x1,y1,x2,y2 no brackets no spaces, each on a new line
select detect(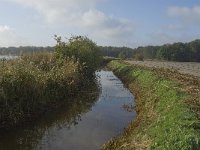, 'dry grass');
0,53,87,128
